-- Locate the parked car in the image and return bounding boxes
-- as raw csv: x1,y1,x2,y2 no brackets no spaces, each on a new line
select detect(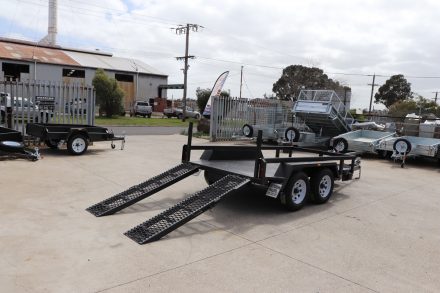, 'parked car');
130,101,152,118
163,106,201,119
1,93,51,123
65,97,87,115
